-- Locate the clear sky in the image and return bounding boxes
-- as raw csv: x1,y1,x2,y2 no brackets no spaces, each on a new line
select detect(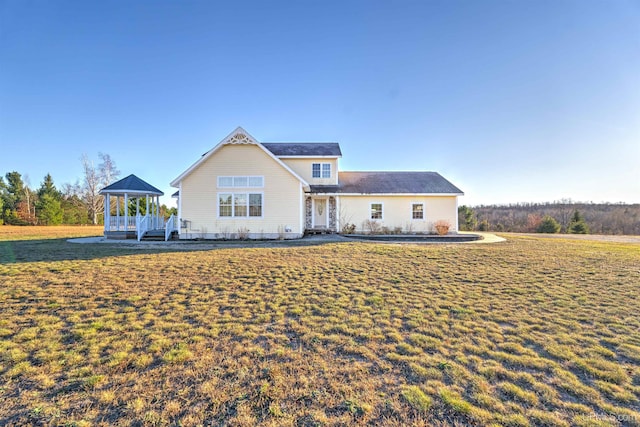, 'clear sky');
1,0,638,206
